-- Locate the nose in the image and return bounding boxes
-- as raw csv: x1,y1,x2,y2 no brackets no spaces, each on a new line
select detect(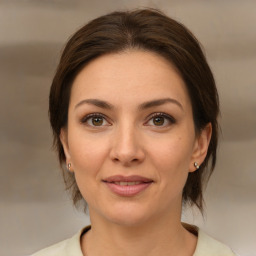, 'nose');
109,122,145,166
